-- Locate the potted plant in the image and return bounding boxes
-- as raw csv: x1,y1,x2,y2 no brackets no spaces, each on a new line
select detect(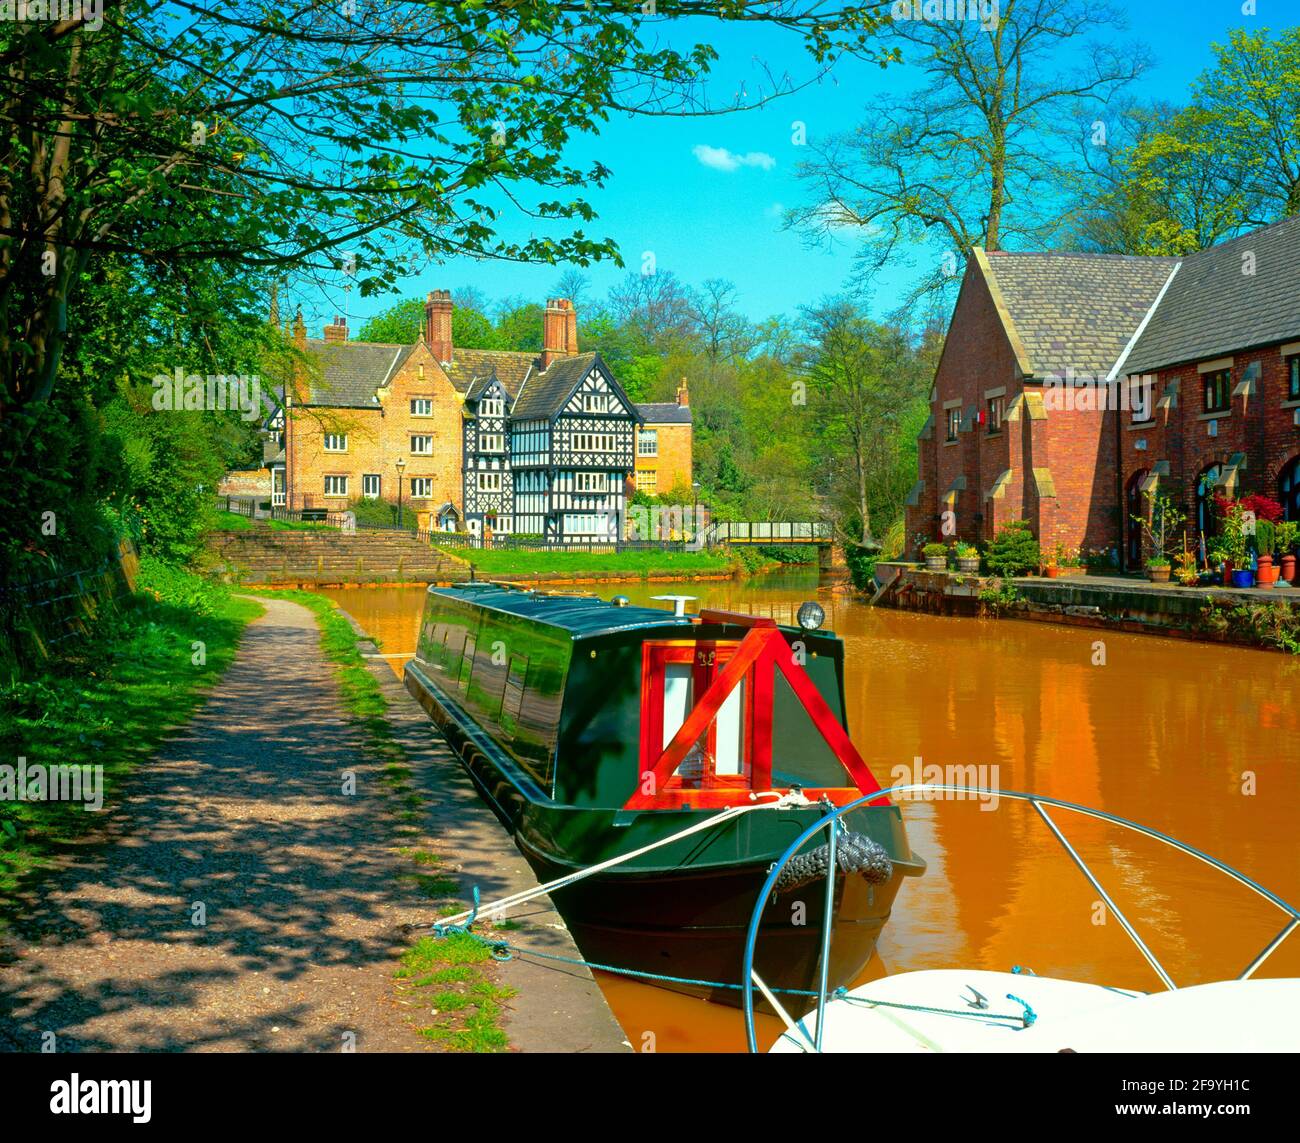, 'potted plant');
922,542,949,572
1174,545,1199,587
1255,518,1278,587
1055,543,1082,575
954,541,980,574
1219,500,1255,588
1277,521,1299,586
1133,490,1186,584
1146,555,1172,583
